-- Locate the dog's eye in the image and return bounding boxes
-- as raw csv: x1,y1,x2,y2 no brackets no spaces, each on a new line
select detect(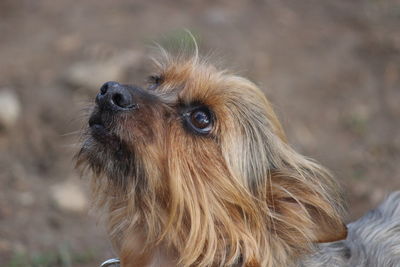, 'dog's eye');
191,110,211,129
184,107,213,135
147,75,163,90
